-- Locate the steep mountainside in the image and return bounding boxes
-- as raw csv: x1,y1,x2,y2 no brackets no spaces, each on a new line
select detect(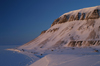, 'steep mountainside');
18,6,100,52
